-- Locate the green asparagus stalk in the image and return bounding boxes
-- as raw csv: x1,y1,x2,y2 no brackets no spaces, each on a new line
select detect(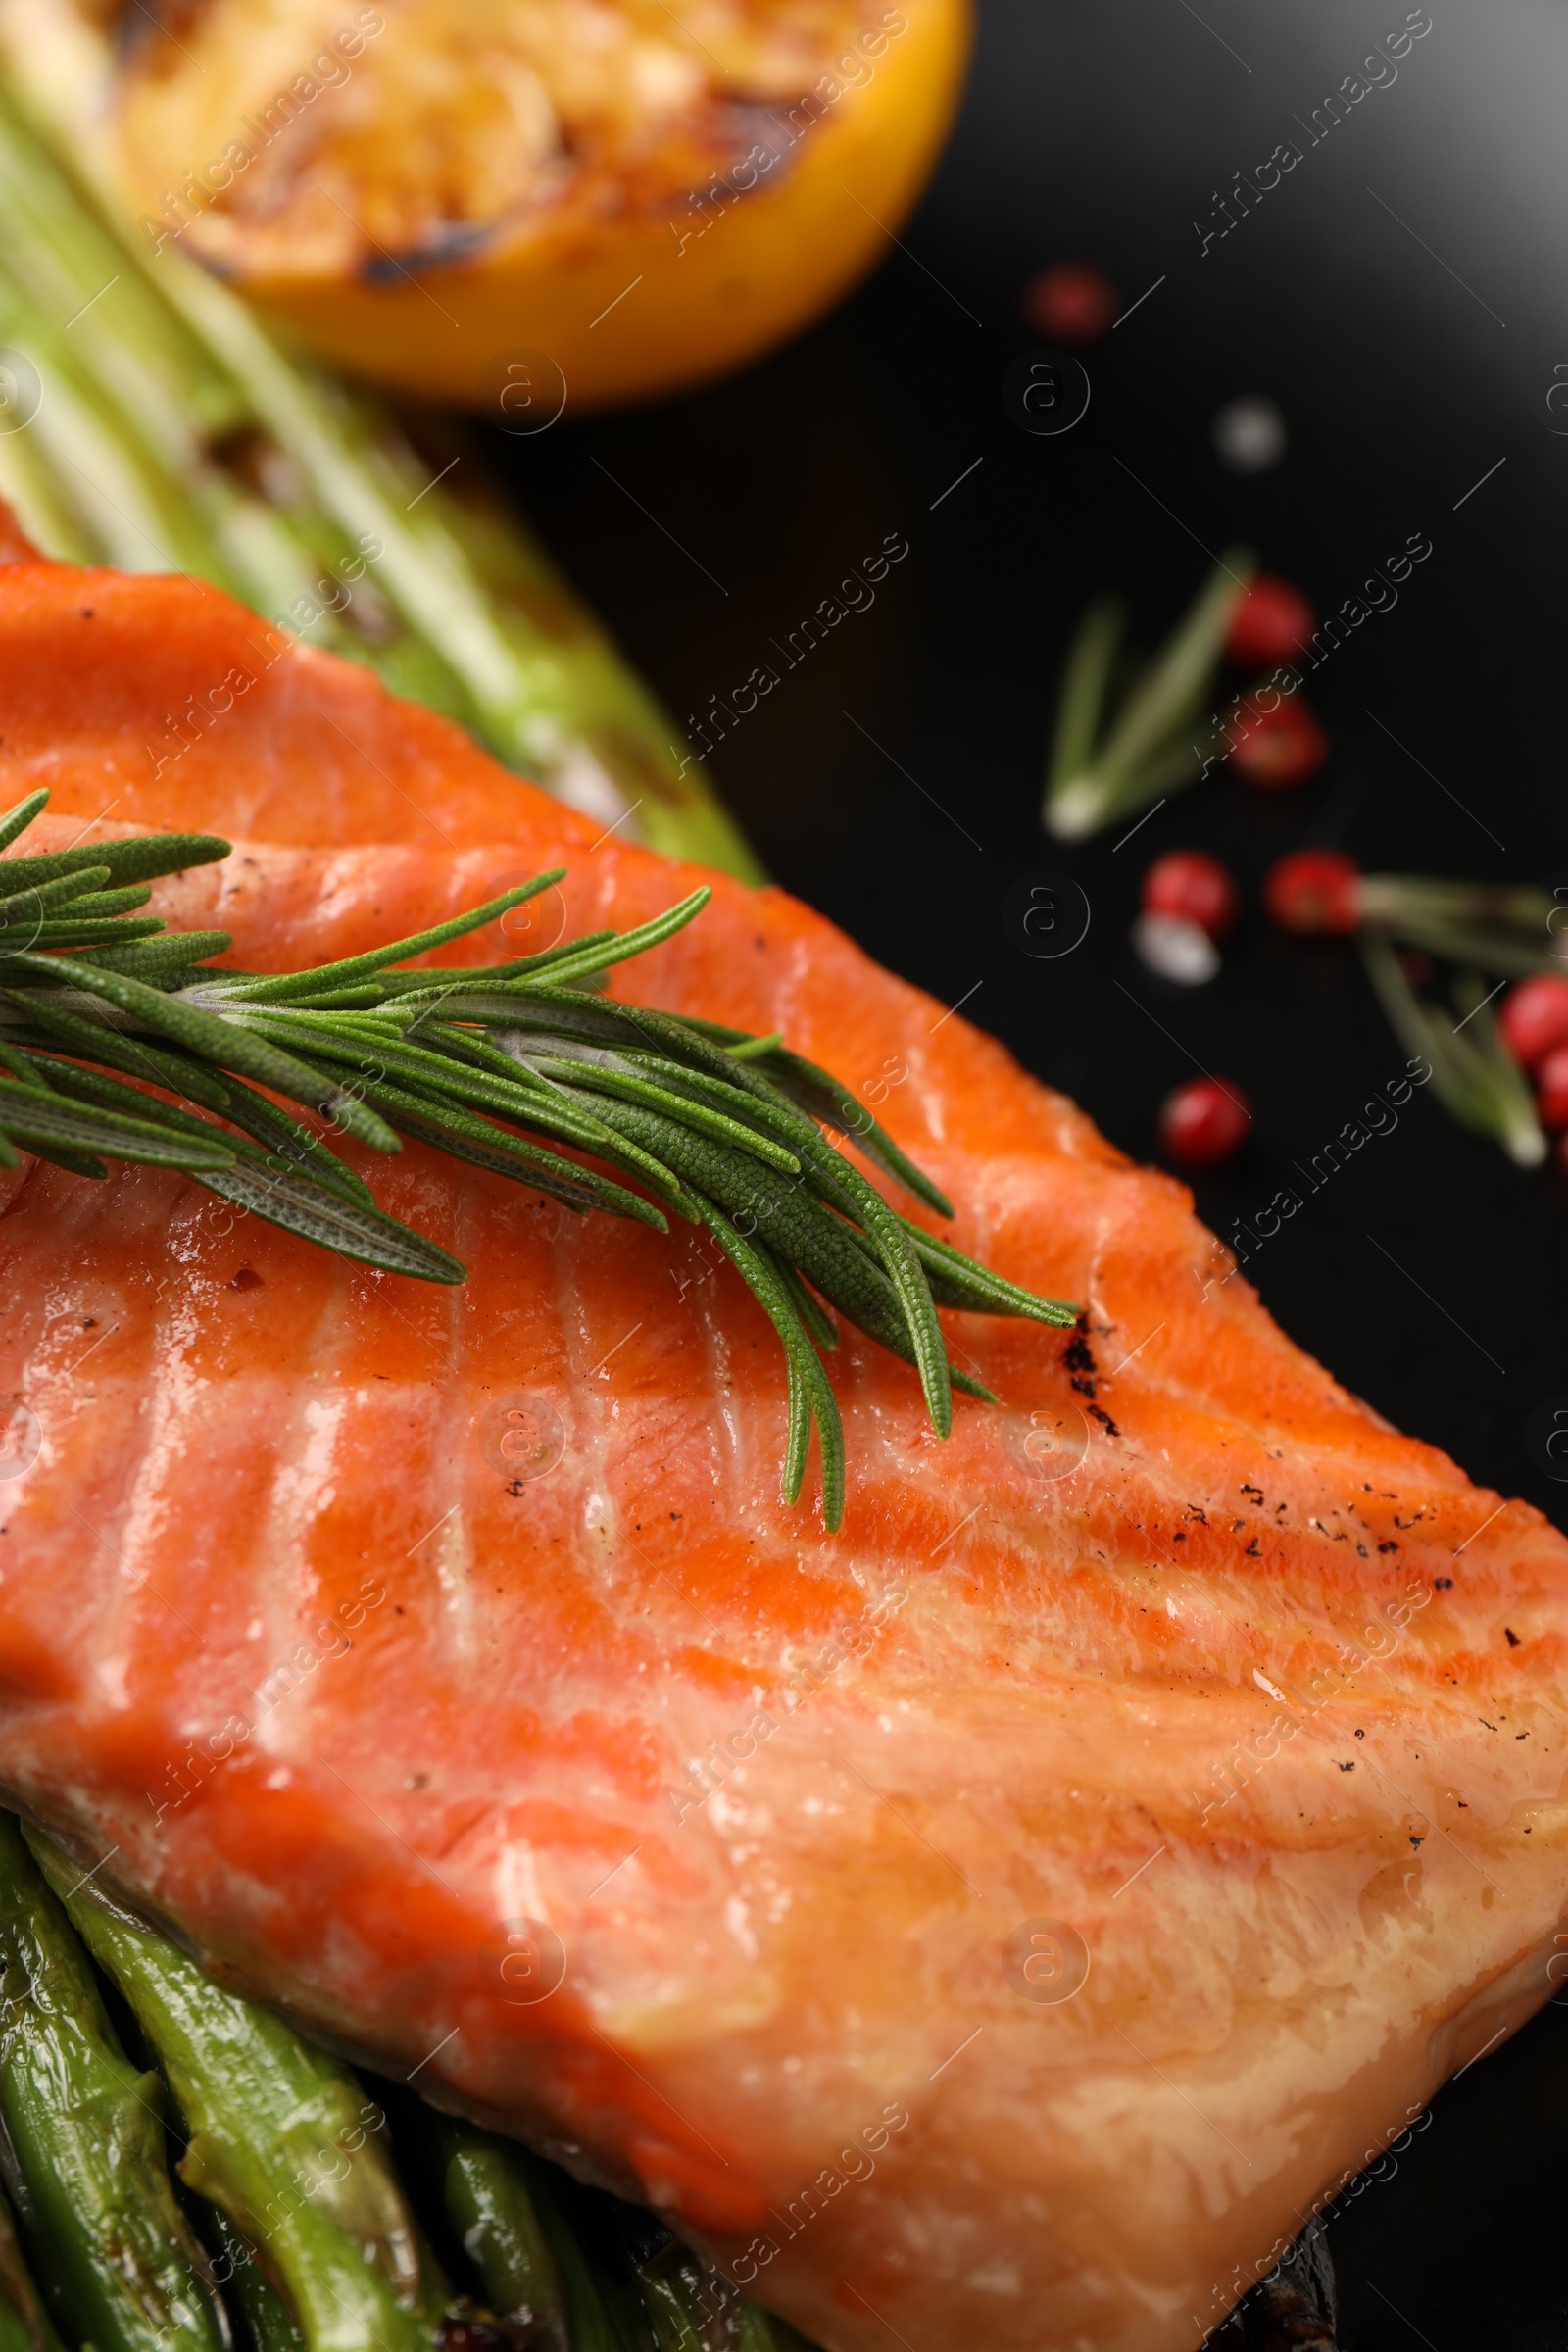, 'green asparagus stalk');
0,1815,228,2352
0,44,760,884
431,2122,805,2352
425,2118,570,2352
0,2188,64,2352
628,2243,714,2352
615,2211,811,2352
515,2172,637,2352
26,1828,451,2352
618,2211,739,2352
200,2209,307,2352
733,2312,812,2352
181,2202,306,2352
4,1807,821,2352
